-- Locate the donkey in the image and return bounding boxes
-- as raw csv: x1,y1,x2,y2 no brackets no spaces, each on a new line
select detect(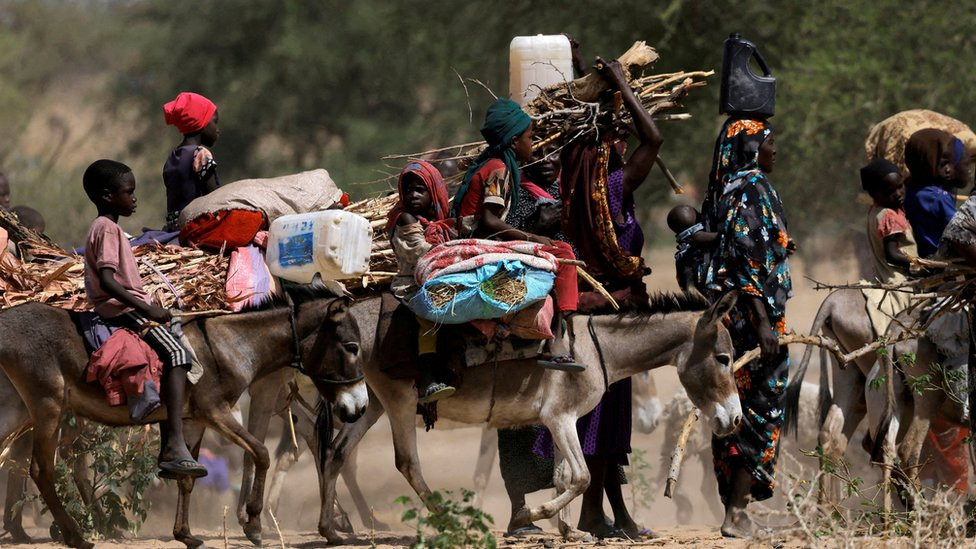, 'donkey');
0,296,366,549
312,291,741,543
0,371,97,544
864,313,969,508
246,365,662,534
783,288,880,503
